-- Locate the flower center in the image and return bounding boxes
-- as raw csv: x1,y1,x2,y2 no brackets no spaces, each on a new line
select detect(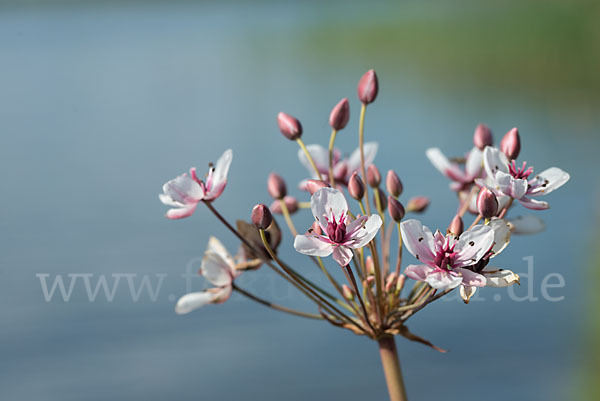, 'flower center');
326,212,347,243
508,160,534,180
433,238,458,270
